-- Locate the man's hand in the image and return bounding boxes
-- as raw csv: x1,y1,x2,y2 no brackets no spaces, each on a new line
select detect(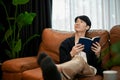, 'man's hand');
70,44,84,57
91,42,101,57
